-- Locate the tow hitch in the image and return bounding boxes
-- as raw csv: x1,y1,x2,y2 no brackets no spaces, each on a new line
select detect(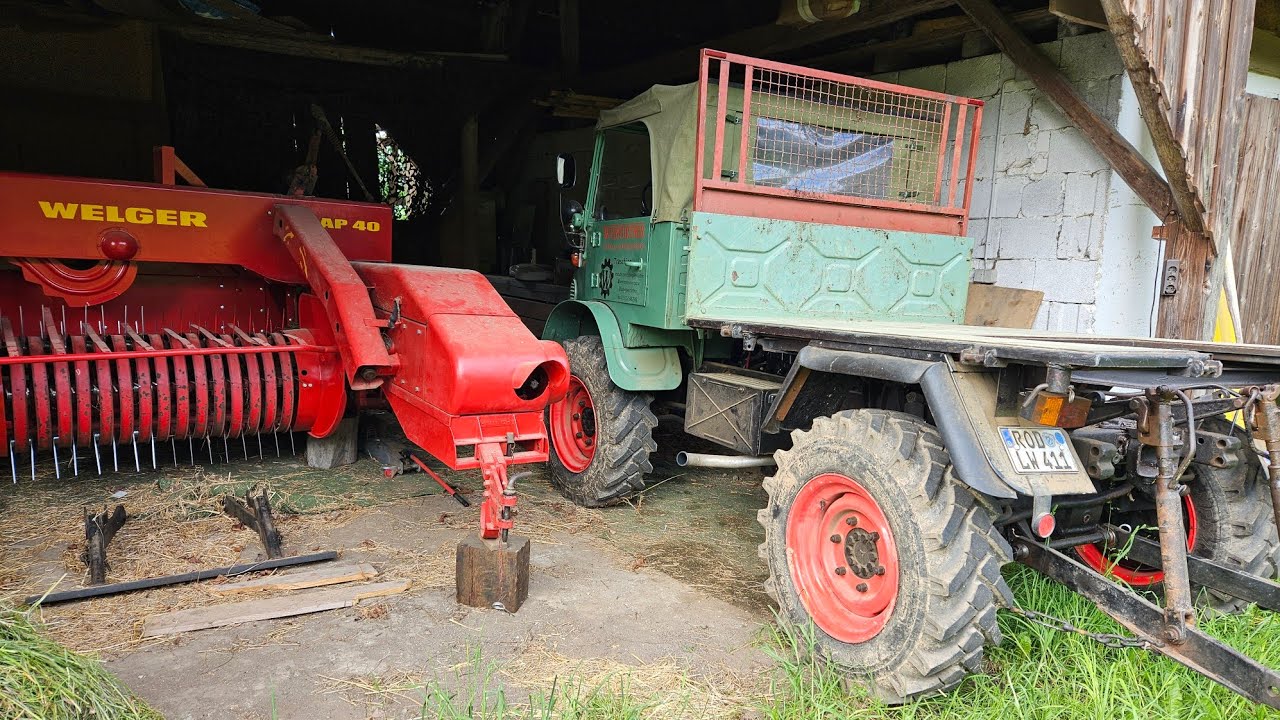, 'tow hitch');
1012,383,1280,709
